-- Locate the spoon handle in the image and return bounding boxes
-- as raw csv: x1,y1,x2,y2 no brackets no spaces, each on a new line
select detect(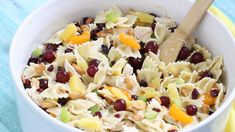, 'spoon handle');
178,0,214,37
160,0,214,64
